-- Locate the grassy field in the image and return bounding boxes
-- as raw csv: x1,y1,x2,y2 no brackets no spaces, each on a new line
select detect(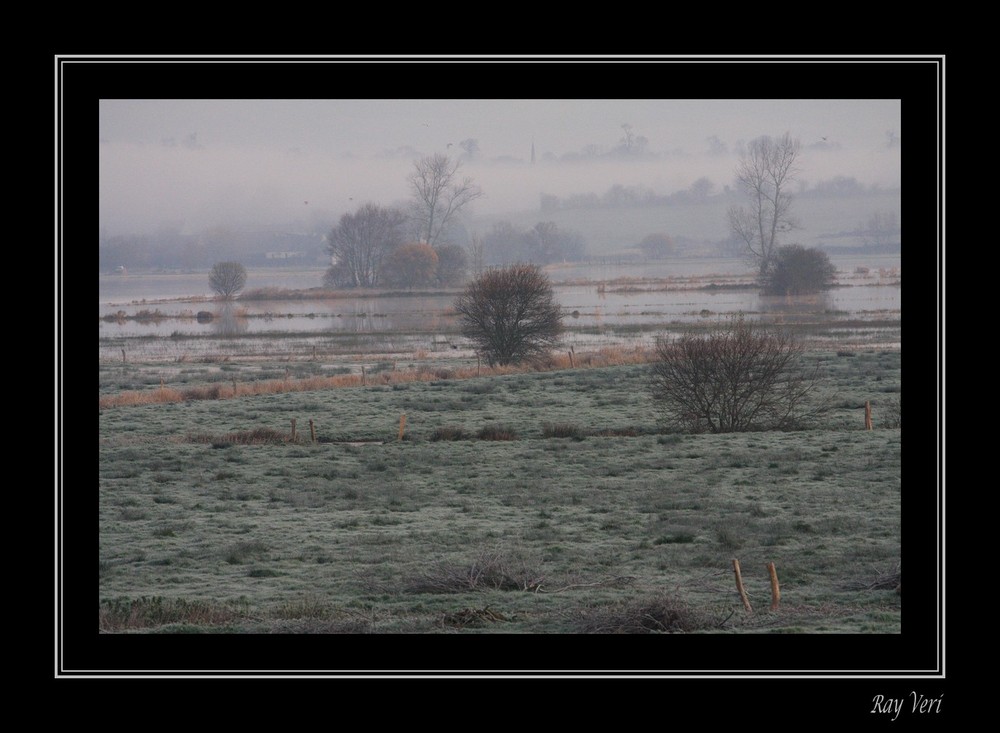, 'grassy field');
98,347,901,636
